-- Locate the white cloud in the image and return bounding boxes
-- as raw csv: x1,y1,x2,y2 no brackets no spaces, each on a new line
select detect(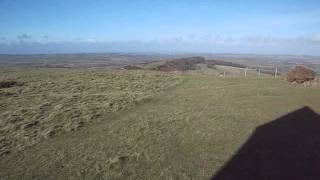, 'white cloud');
84,38,98,43
309,34,320,43
2,32,320,55
243,34,320,45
